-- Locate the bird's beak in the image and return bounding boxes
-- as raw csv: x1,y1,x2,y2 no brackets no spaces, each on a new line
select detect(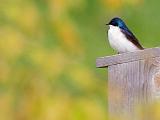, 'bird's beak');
106,23,109,25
